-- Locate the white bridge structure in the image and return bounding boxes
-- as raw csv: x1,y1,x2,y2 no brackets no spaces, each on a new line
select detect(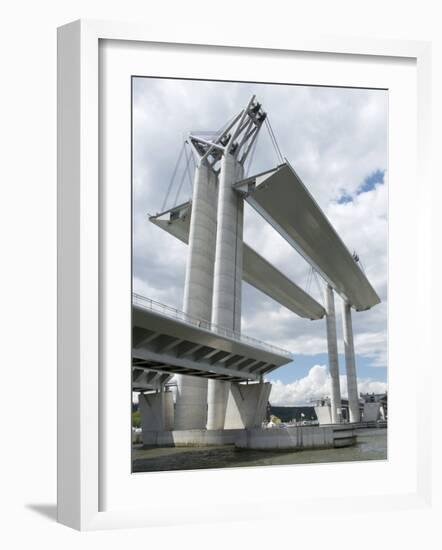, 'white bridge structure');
135,95,380,438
